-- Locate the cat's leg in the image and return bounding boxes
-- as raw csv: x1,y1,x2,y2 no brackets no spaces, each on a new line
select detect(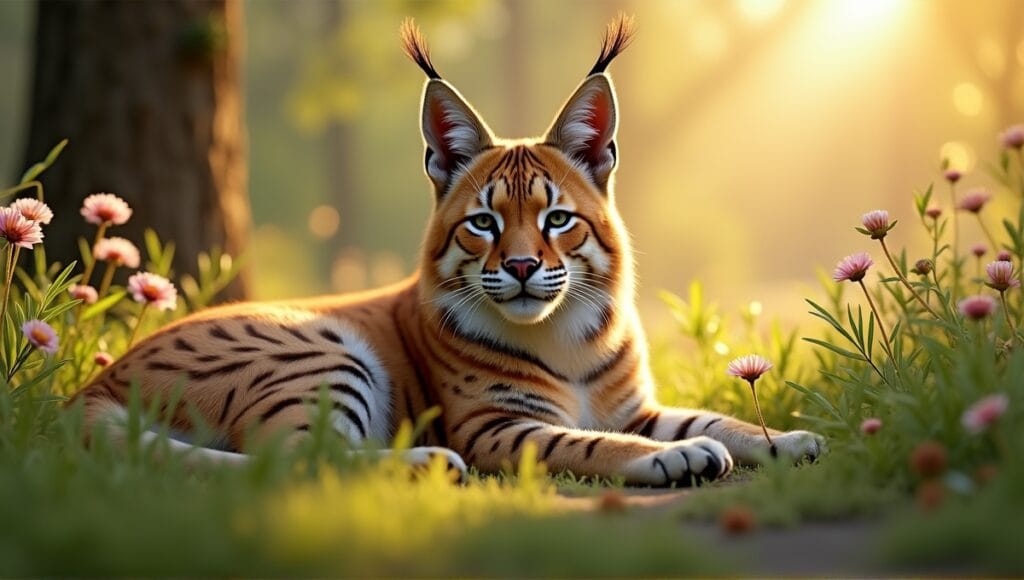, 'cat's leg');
621,405,826,465
448,411,733,486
